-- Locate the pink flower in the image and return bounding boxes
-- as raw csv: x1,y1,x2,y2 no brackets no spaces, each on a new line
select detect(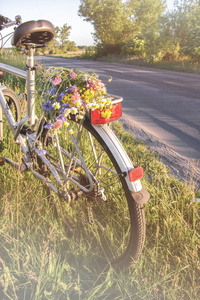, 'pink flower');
51,76,62,85
69,72,76,80
71,92,81,103
54,120,62,129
